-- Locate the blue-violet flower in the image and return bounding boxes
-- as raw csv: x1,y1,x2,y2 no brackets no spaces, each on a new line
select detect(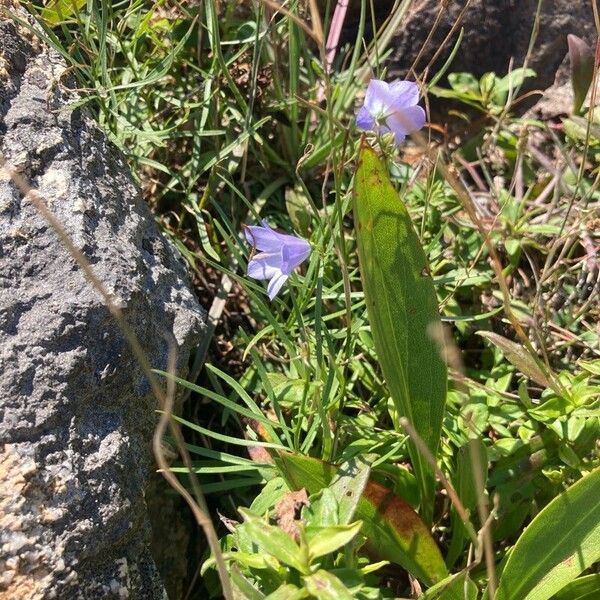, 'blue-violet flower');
356,79,426,144
245,220,311,300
